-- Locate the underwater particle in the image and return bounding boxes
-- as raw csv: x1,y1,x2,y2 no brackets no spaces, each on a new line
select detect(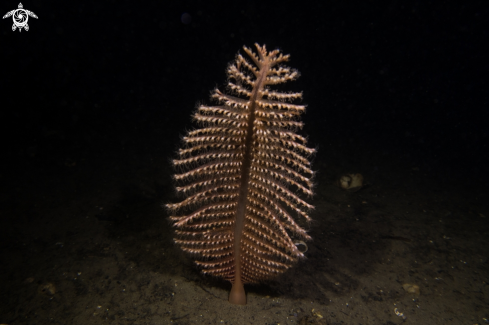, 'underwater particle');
38,282,56,296
311,309,323,319
181,12,191,24
337,173,364,192
394,308,407,320
402,283,420,295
